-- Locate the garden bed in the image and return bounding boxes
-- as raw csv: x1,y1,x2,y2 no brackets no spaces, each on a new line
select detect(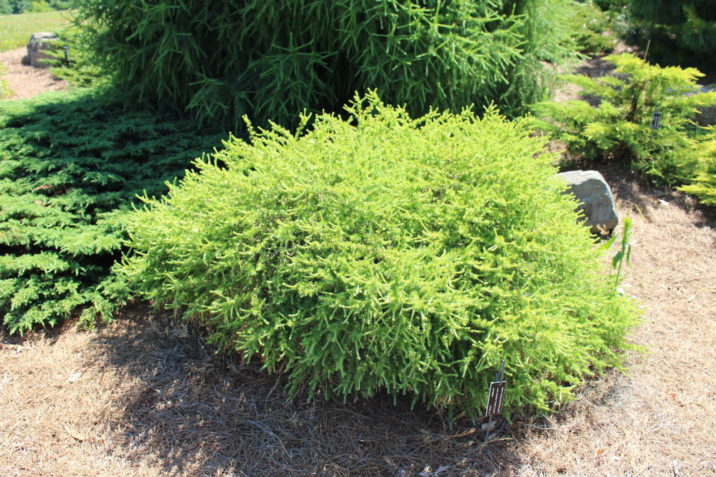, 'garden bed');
2,164,714,476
